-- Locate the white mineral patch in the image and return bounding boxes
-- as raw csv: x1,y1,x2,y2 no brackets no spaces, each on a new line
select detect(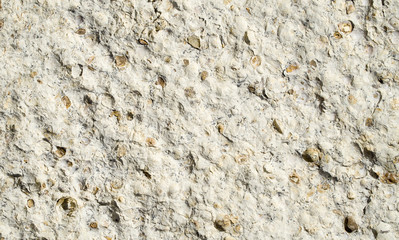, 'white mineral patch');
1,0,399,239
